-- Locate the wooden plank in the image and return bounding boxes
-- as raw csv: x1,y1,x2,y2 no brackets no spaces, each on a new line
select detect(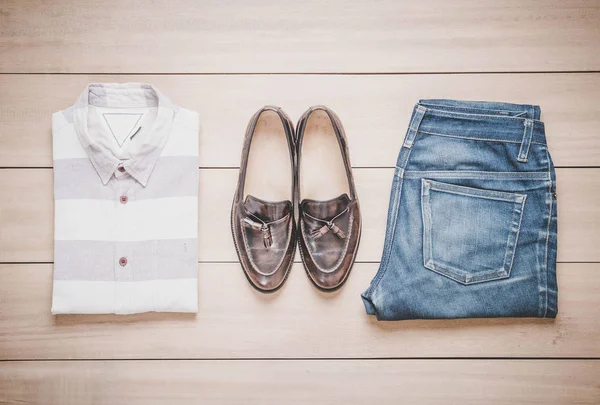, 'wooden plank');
1,74,599,168
0,360,598,405
1,1,599,74
0,168,597,263
0,263,598,359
